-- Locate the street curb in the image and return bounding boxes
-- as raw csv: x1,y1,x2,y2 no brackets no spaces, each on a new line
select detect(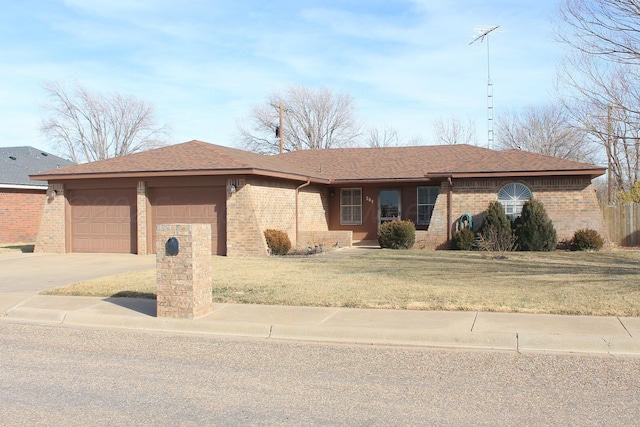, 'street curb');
517,333,611,354
270,325,517,349
3,301,640,356
63,312,272,338
5,307,66,323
